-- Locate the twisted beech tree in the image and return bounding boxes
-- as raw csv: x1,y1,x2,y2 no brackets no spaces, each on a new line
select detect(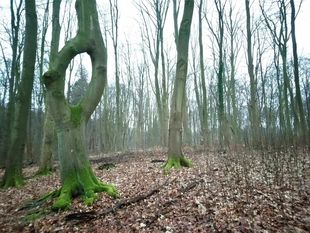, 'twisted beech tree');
163,0,194,171
43,0,118,210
